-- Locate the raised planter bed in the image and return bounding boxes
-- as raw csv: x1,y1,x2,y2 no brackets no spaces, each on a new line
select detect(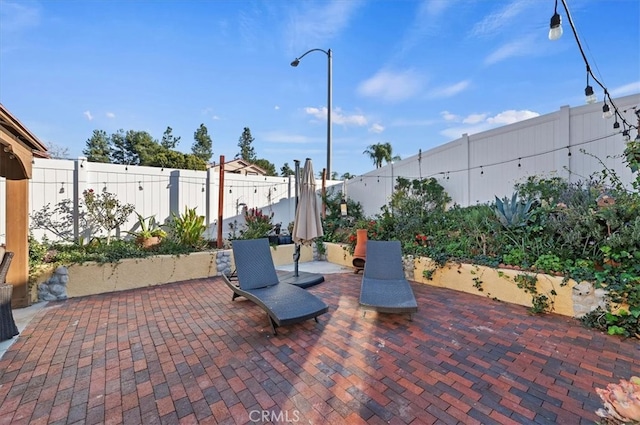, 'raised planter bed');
31,244,313,301
323,242,600,318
